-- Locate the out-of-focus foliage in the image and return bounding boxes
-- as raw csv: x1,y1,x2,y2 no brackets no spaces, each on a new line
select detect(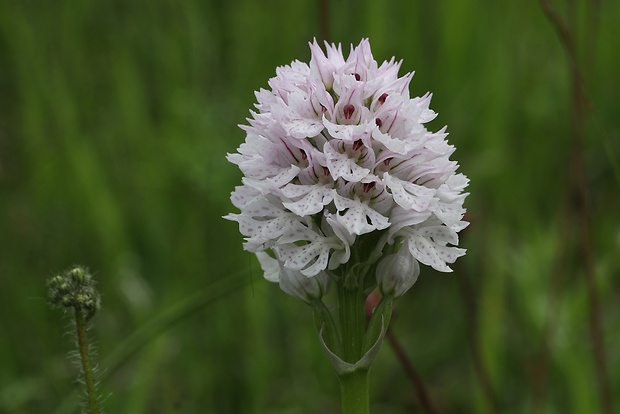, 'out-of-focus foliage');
0,0,618,413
